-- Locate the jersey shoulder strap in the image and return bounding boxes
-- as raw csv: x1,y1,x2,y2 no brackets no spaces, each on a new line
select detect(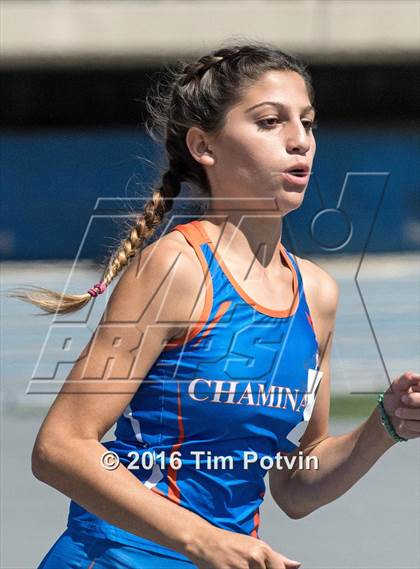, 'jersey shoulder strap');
169,219,212,247
162,220,214,350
